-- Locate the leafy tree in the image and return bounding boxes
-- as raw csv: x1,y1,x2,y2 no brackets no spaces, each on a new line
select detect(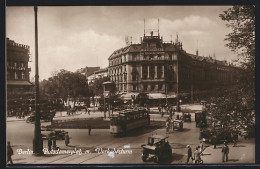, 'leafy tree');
206,6,255,140
219,5,255,93
39,69,89,102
